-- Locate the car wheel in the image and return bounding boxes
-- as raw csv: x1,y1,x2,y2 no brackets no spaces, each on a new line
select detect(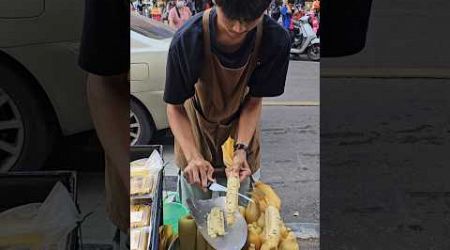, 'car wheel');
130,98,155,145
0,66,57,172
